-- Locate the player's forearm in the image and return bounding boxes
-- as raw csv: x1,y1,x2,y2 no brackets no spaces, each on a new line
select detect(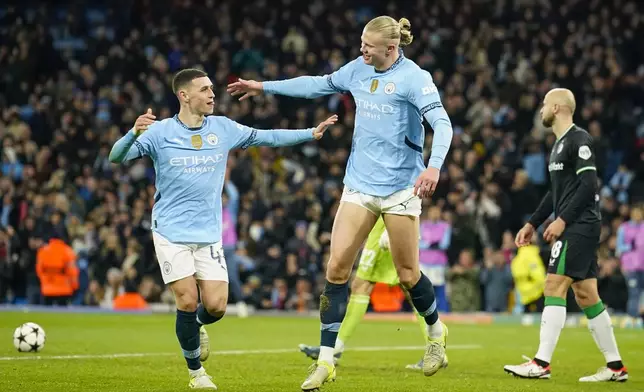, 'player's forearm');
263,76,336,99
250,128,315,148
423,107,453,170
559,170,596,225
109,130,139,163
527,191,553,229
